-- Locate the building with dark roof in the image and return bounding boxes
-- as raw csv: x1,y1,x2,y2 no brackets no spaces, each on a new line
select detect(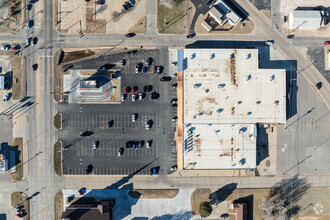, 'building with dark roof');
61,200,112,220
